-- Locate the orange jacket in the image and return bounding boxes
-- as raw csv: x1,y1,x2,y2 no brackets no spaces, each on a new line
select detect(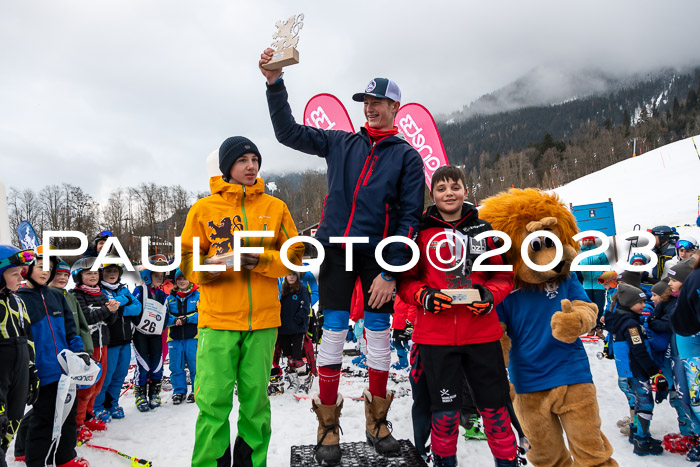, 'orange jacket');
180,176,304,331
